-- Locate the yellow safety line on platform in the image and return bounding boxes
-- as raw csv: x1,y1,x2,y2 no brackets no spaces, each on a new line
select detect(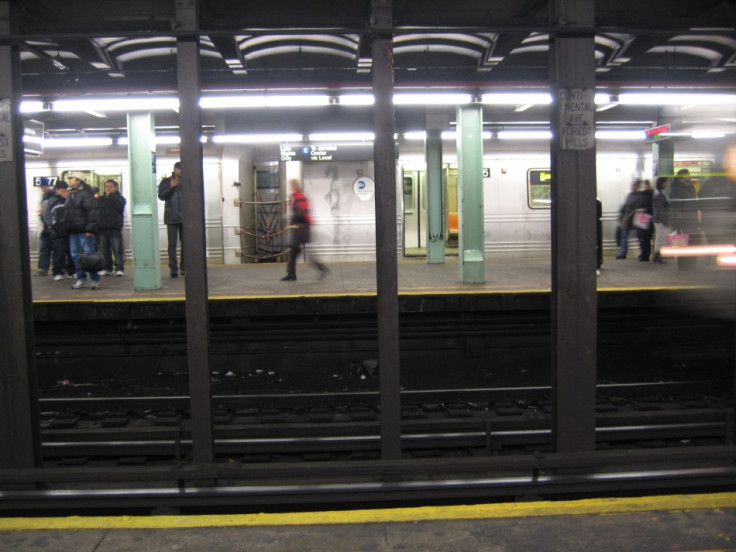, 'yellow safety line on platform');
1,492,735,531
